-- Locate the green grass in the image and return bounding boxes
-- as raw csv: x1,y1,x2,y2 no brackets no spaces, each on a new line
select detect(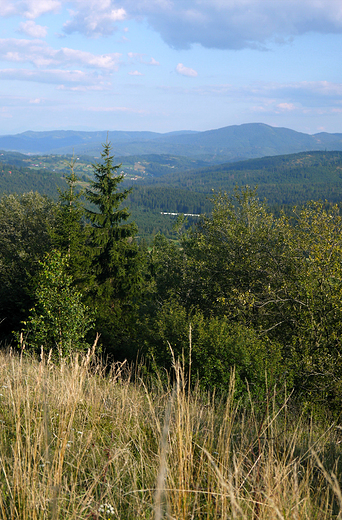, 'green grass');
0,348,341,519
